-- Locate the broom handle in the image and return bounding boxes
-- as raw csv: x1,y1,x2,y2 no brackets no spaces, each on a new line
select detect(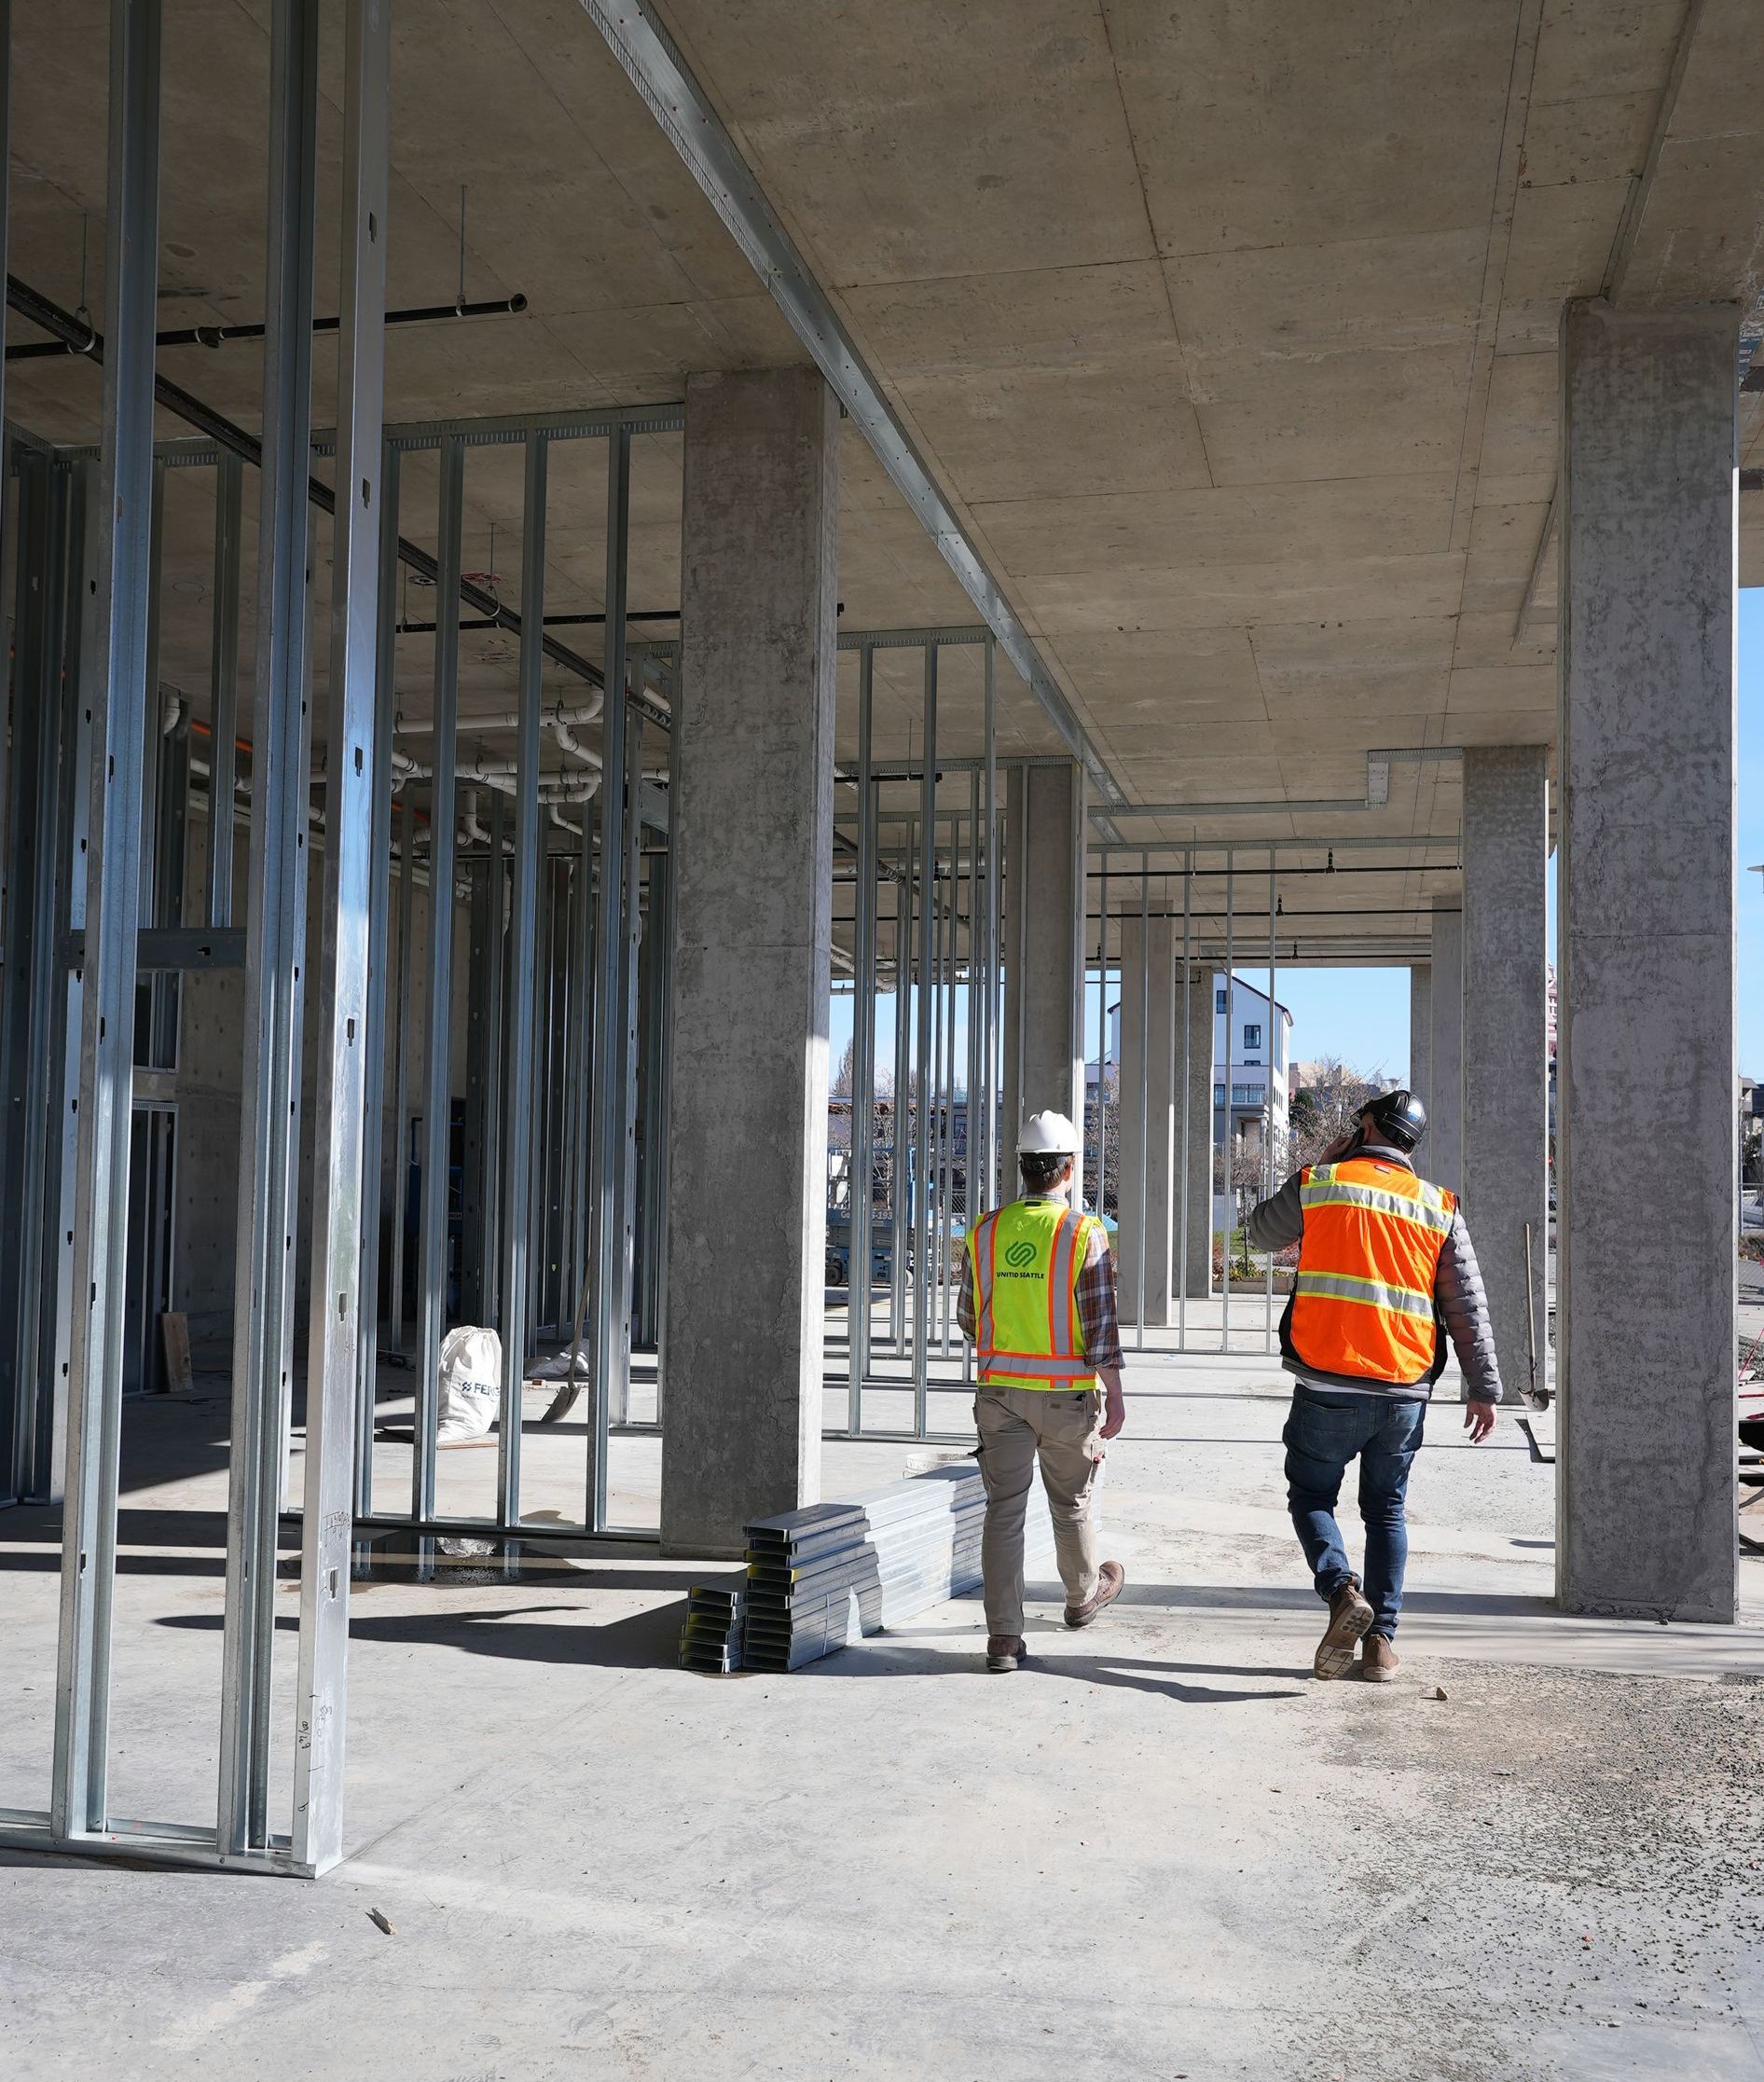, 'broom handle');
540,1258,594,1425
1523,1220,1546,1410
